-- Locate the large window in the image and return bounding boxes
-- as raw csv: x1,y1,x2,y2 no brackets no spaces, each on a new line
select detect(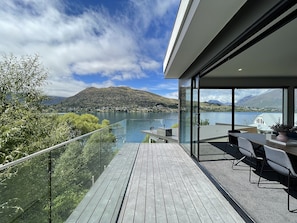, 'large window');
180,85,287,161
198,88,284,161
235,88,283,133
199,89,232,125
